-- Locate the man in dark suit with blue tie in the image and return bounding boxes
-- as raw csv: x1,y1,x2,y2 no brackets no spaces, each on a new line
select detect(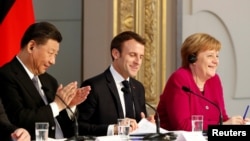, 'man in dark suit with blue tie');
0,22,91,140
78,31,154,136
